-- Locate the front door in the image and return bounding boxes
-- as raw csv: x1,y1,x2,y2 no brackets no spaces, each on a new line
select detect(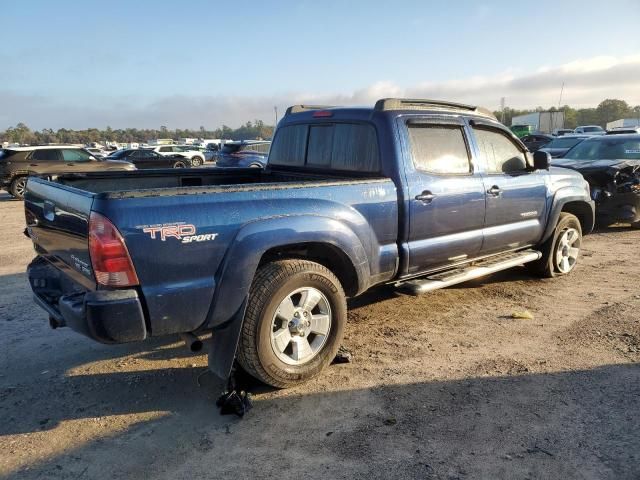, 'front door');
404,118,486,273
470,124,549,254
